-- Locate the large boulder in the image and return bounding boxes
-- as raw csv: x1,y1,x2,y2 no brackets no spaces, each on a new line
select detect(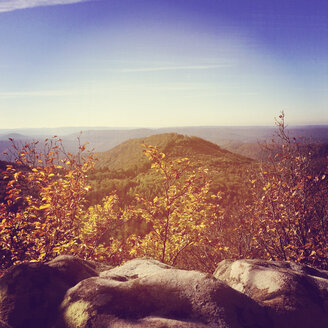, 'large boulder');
0,255,109,328
47,255,112,285
1,256,327,327
55,258,270,328
214,259,328,328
